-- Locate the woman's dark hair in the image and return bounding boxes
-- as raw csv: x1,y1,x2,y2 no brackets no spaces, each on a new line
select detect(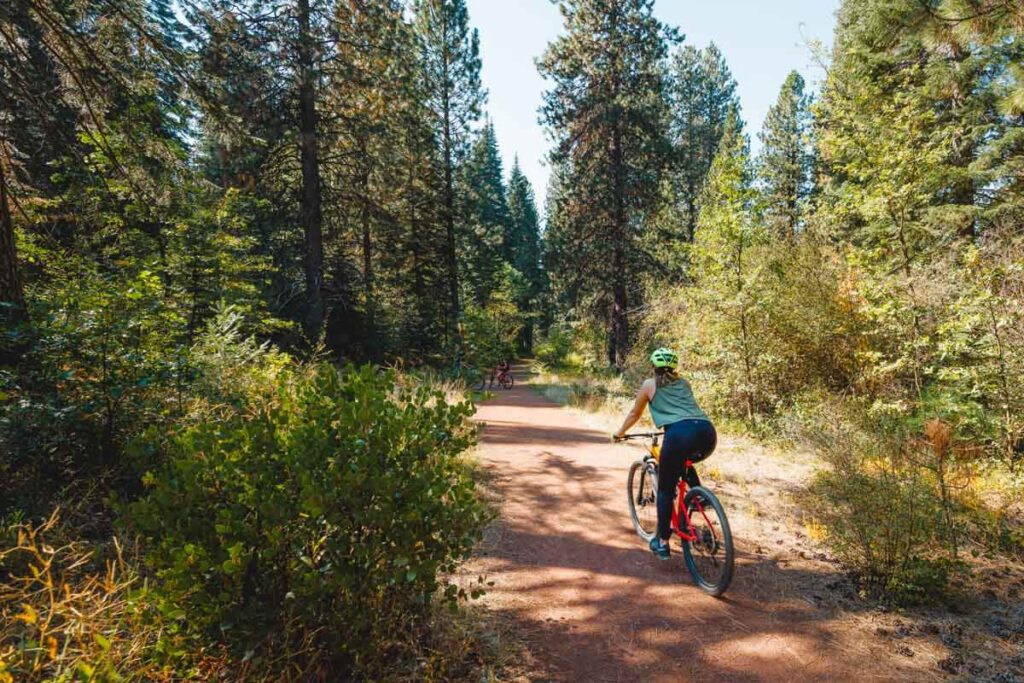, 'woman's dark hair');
654,366,679,389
